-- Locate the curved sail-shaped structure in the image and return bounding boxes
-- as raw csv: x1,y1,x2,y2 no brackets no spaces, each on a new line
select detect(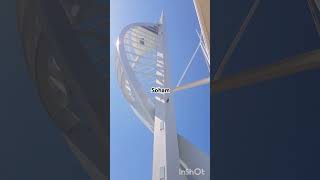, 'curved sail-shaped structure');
115,23,160,132
116,13,210,180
